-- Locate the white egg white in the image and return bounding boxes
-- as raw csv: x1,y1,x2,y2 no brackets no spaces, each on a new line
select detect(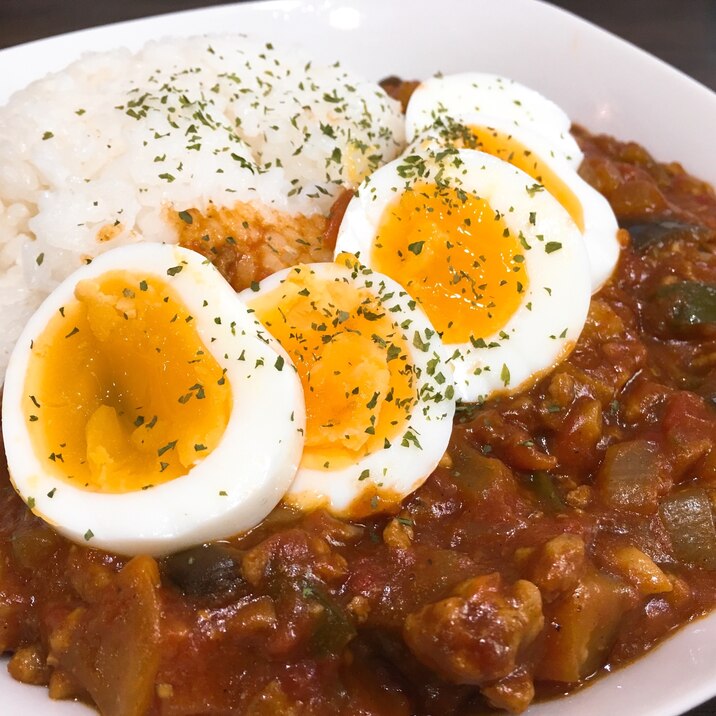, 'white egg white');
2,243,305,556
405,72,583,169
241,261,456,518
335,148,592,403
408,115,621,292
